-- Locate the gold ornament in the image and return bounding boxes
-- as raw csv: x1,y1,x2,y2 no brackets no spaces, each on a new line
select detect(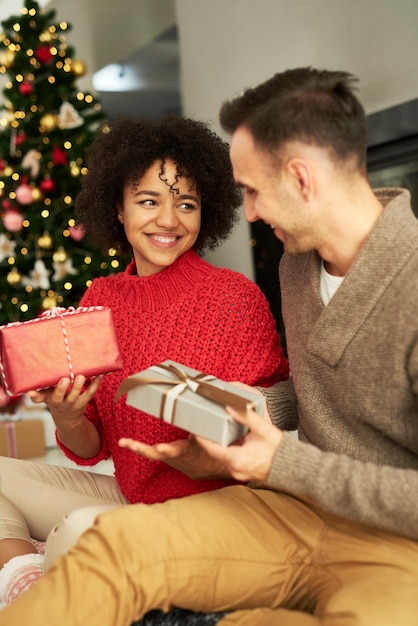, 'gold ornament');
71,59,87,77
31,186,42,202
0,109,15,125
38,232,53,249
0,49,15,68
39,113,57,132
7,267,21,285
52,247,67,263
42,295,57,310
39,30,53,43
